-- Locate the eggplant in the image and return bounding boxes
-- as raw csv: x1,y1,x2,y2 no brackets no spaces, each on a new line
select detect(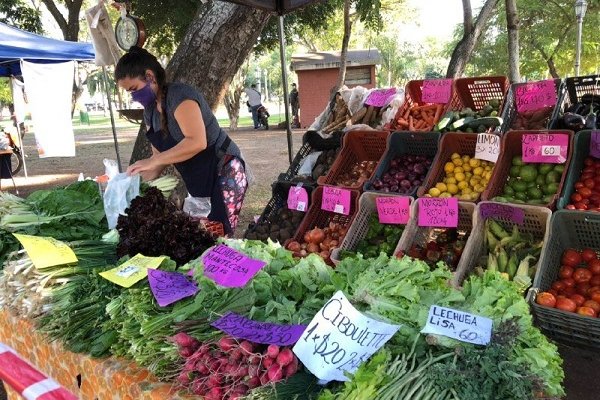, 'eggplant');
585,105,597,129
562,112,586,131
